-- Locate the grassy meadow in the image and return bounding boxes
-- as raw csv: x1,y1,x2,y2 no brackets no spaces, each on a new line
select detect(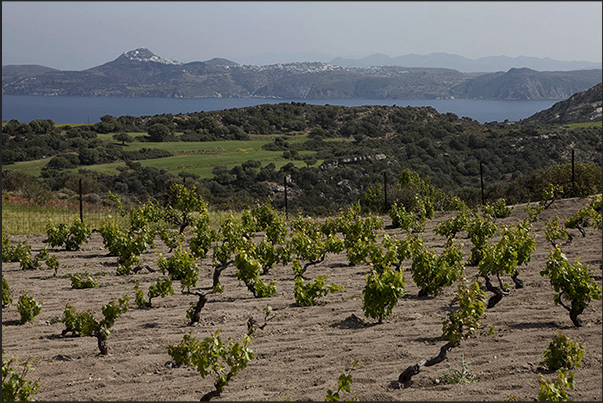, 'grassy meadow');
1,197,243,236
1,131,338,179
1,200,126,236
